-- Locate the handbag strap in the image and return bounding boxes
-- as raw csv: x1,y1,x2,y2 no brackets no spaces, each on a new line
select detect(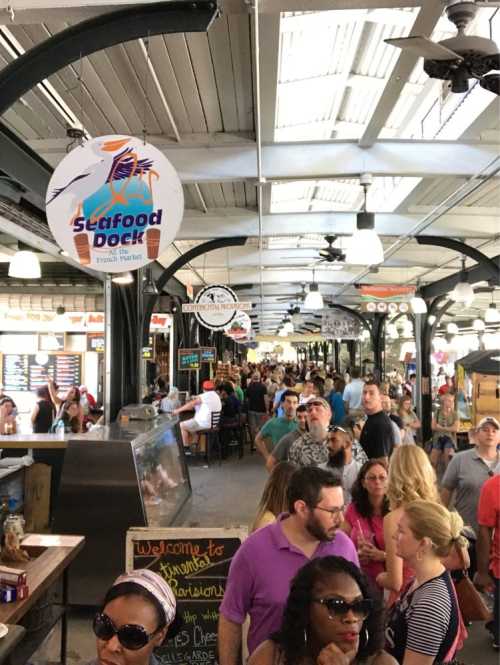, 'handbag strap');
453,540,468,574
